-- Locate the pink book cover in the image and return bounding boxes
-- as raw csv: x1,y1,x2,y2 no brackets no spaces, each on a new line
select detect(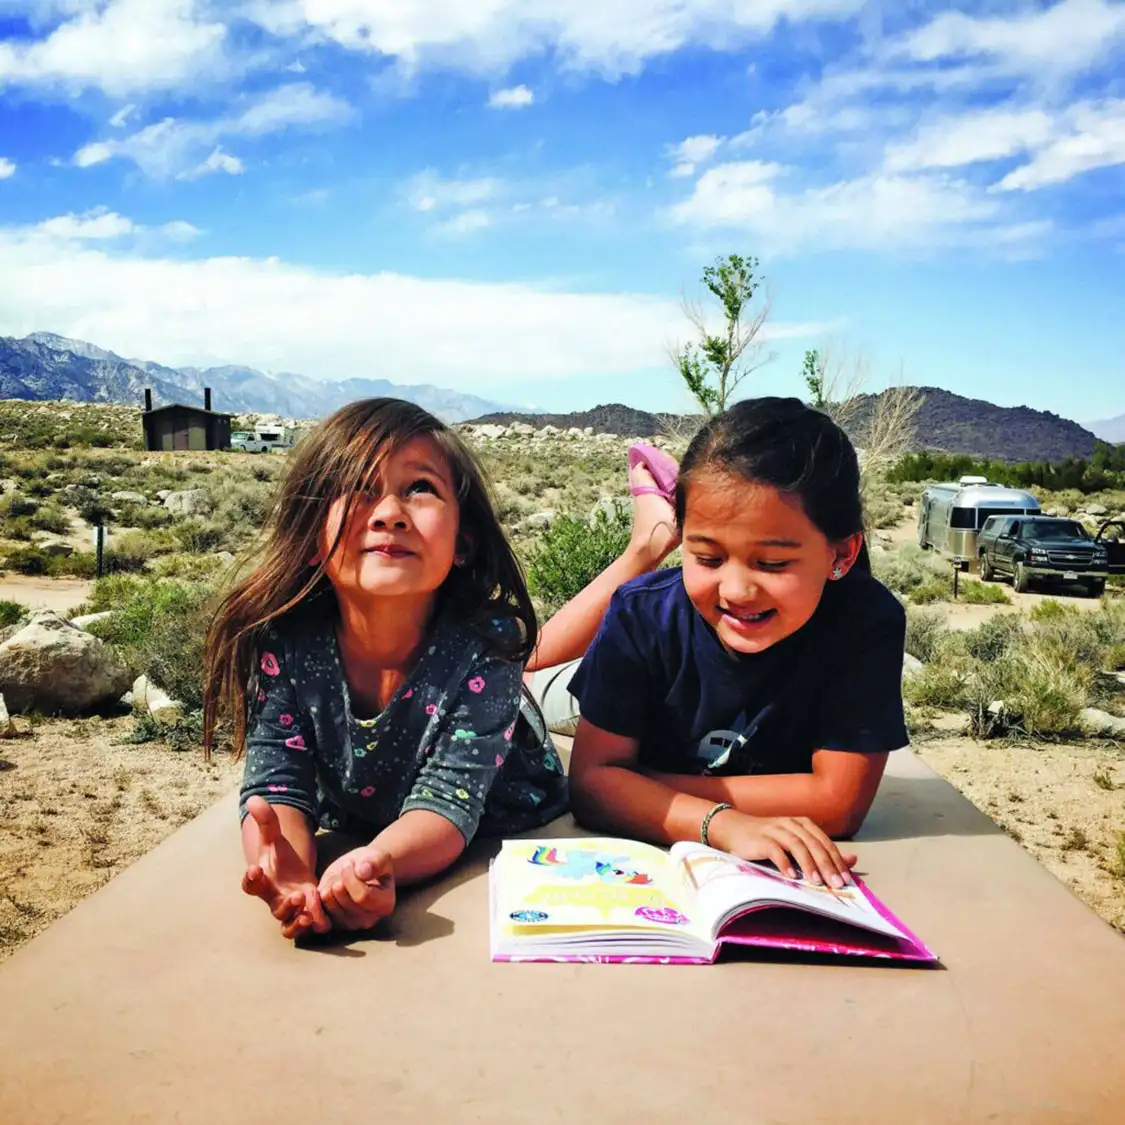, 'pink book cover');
488,841,937,966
